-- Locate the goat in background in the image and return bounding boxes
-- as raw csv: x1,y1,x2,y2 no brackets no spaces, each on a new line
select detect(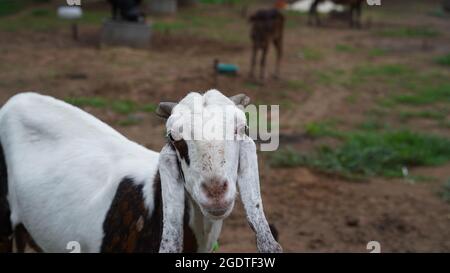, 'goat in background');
308,0,364,28
249,9,285,81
